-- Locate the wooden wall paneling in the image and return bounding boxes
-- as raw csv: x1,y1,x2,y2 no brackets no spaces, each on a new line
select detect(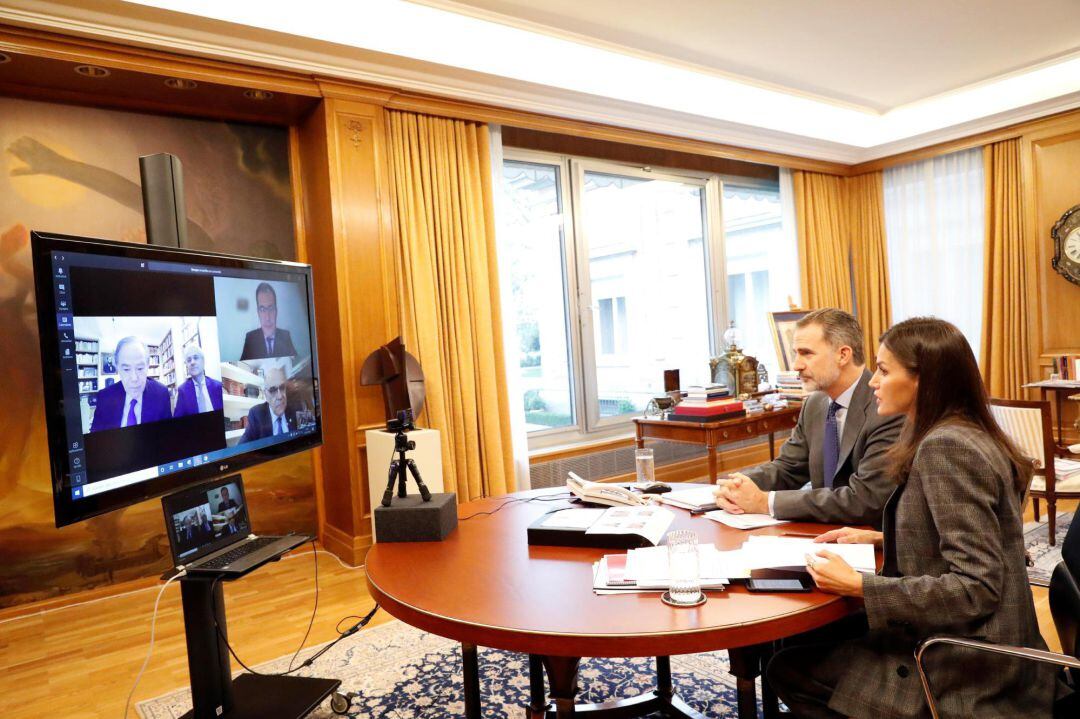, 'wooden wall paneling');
1021,121,1080,443
295,98,401,564
296,101,364,563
